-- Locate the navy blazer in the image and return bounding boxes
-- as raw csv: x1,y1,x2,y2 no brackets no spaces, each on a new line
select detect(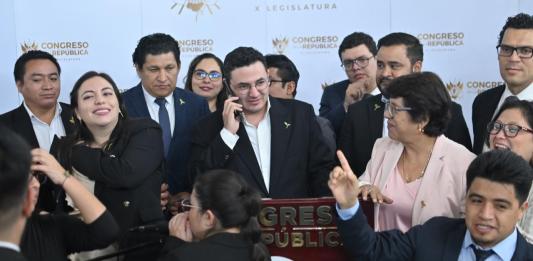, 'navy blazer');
189,97,335,198
0,102,75,213
338,206,533,260
122,84,209,194
319,79,349,134
472,85,505,154
339,94,472,176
